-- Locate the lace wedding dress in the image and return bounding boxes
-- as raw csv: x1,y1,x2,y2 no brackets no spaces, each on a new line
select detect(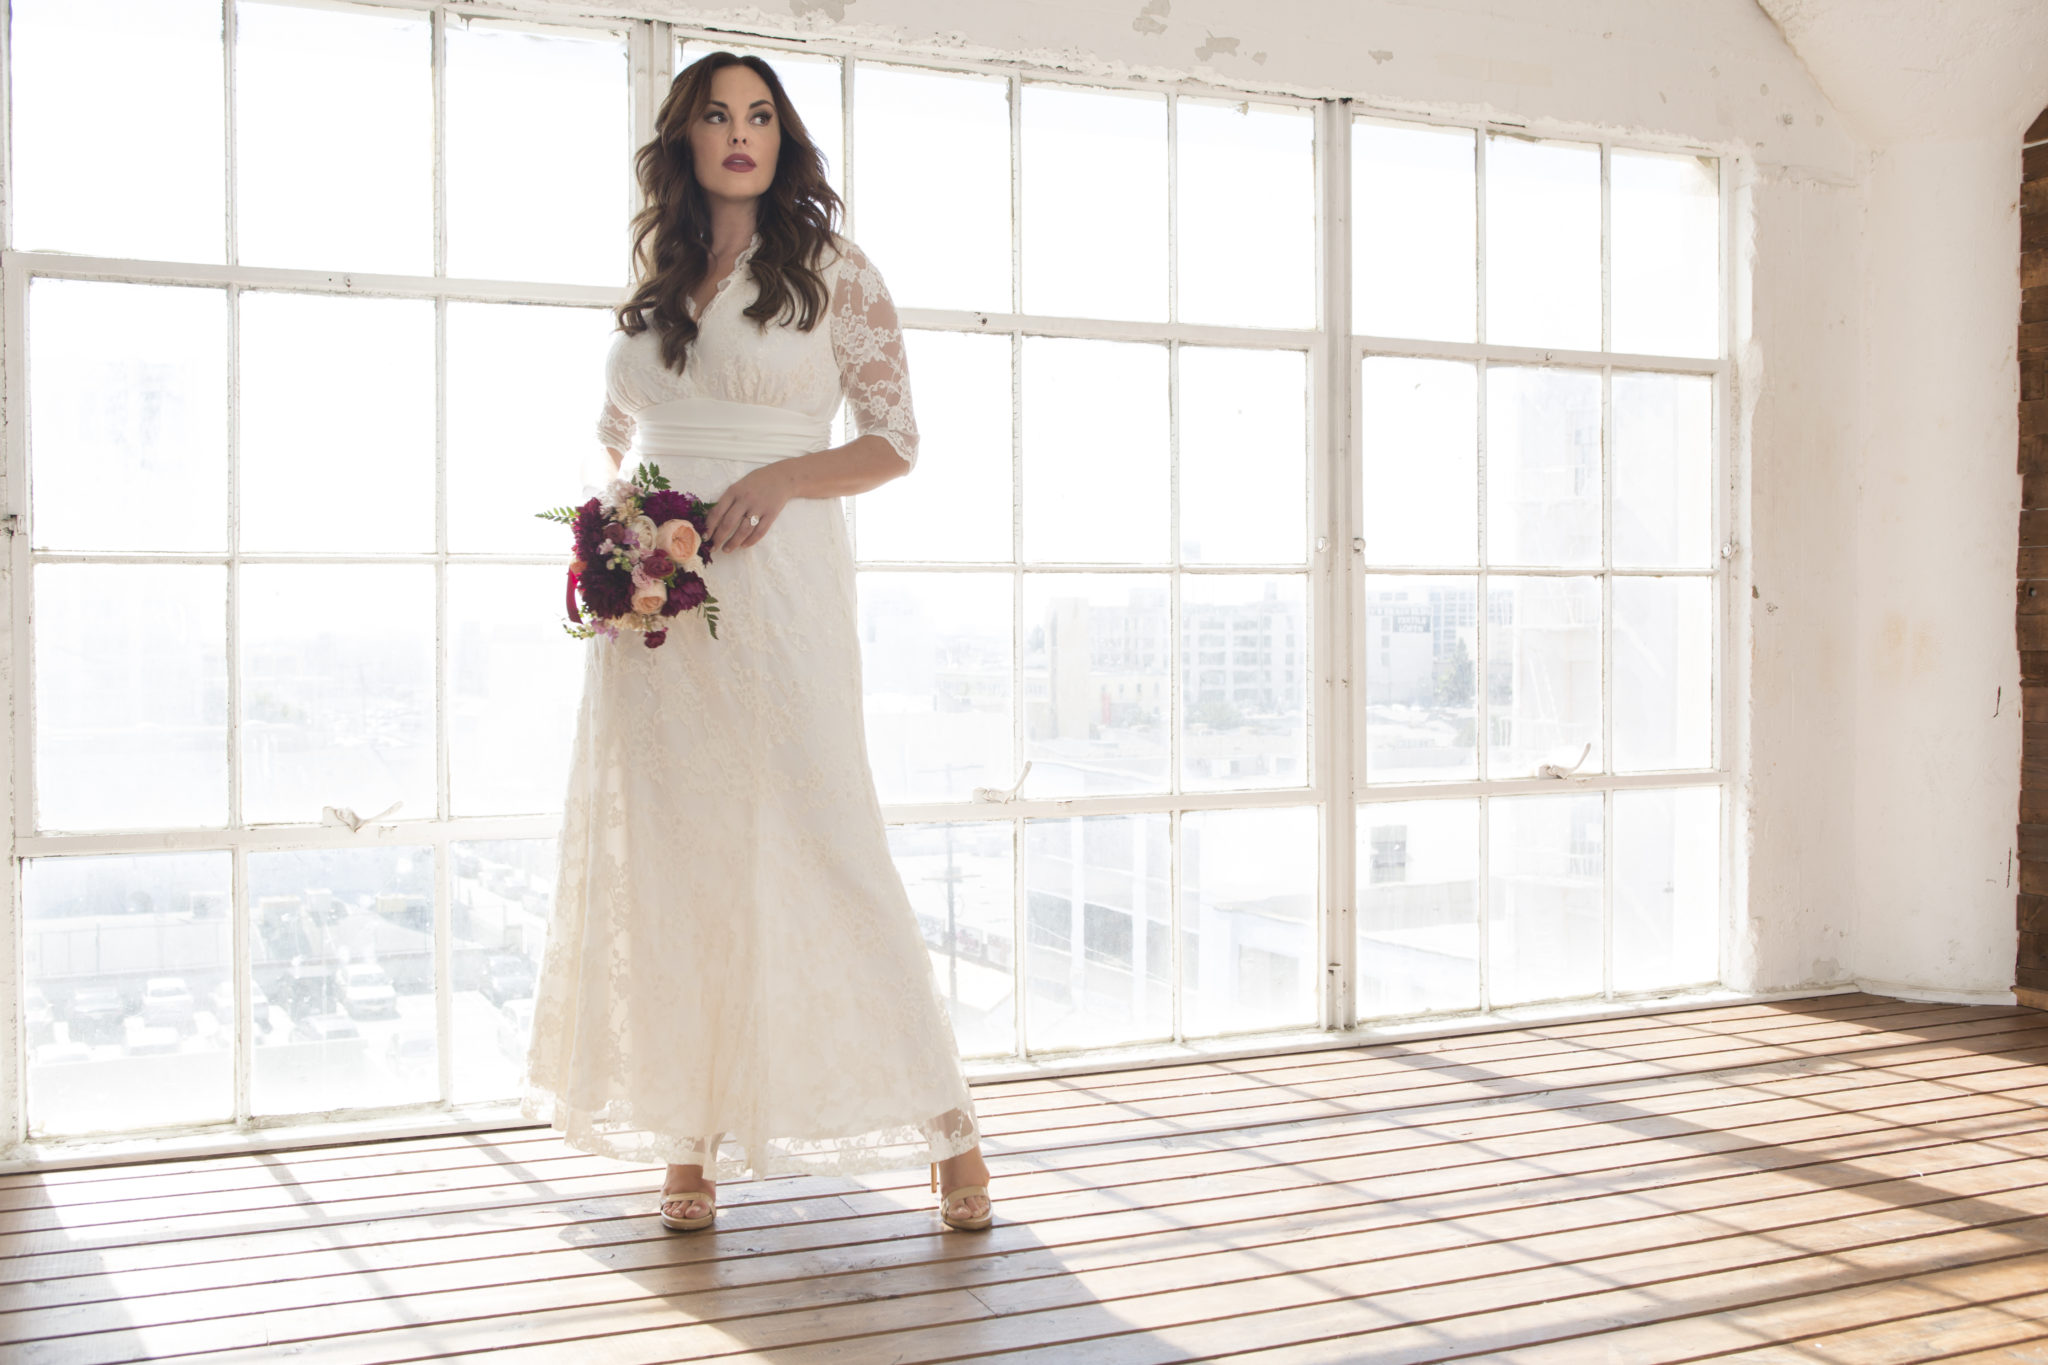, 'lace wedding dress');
520,233,983,1181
